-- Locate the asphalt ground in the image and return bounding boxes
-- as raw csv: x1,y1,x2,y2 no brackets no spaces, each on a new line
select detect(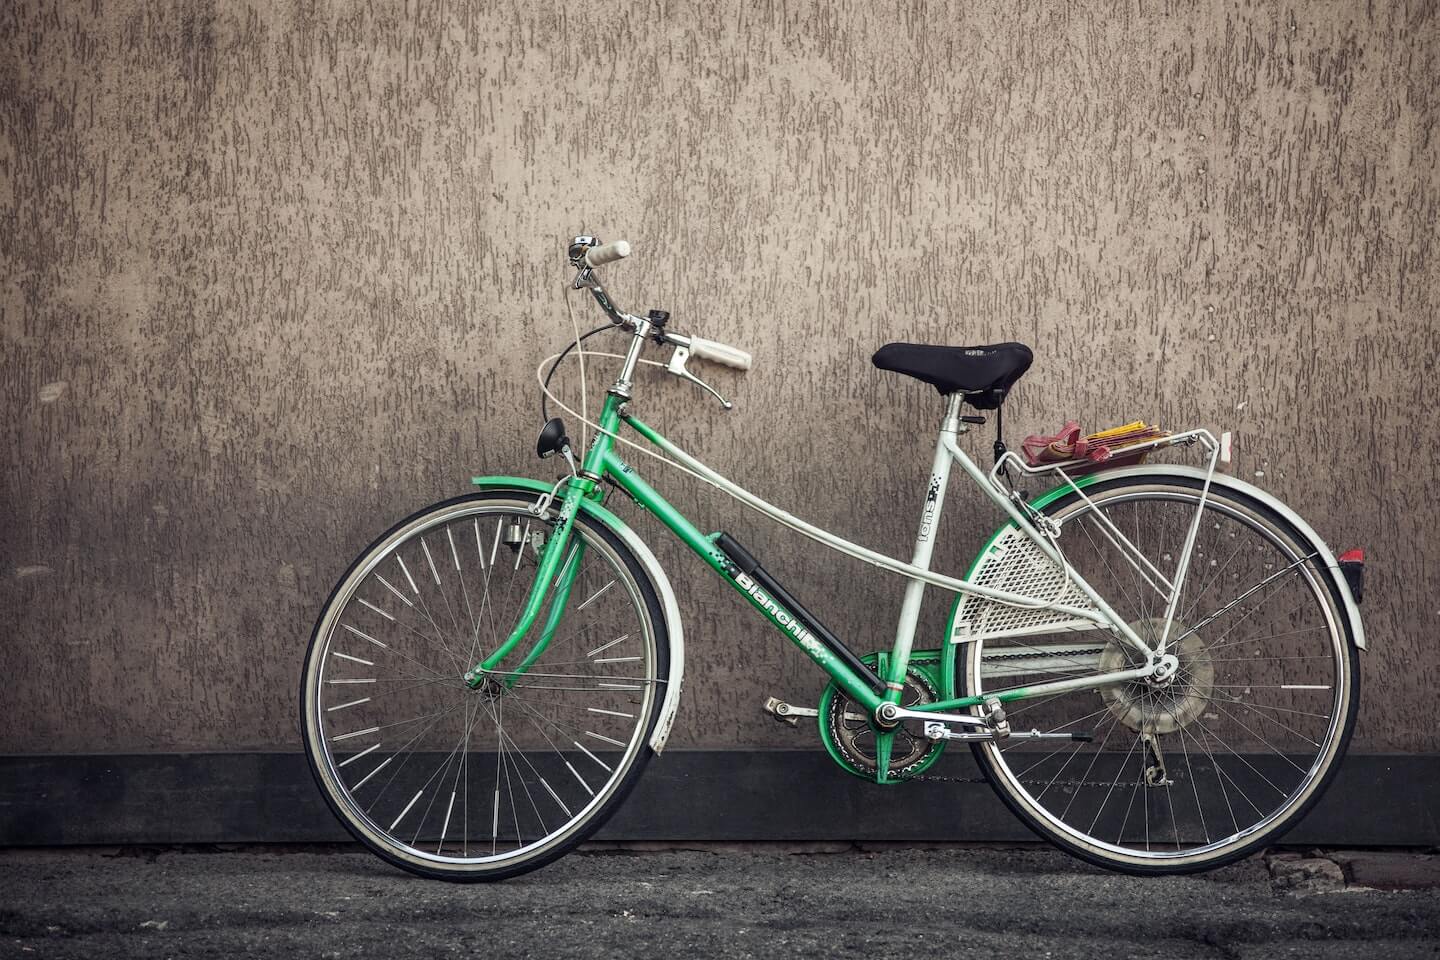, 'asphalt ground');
1,844,1438,959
